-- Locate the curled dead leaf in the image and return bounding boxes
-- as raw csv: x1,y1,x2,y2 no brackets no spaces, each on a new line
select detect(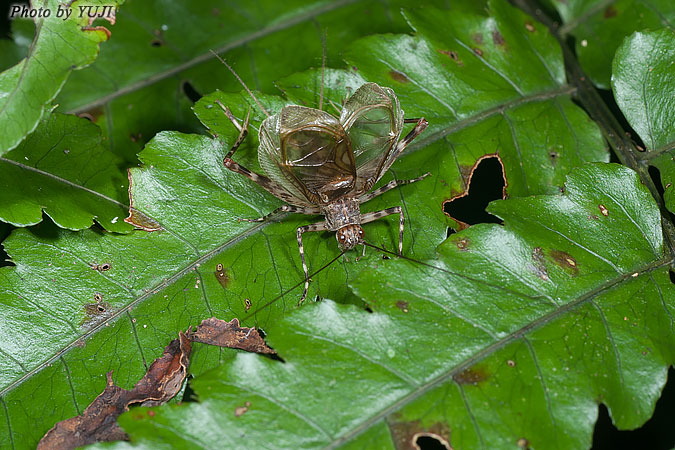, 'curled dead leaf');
190,317,275,354
38,331,191,449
